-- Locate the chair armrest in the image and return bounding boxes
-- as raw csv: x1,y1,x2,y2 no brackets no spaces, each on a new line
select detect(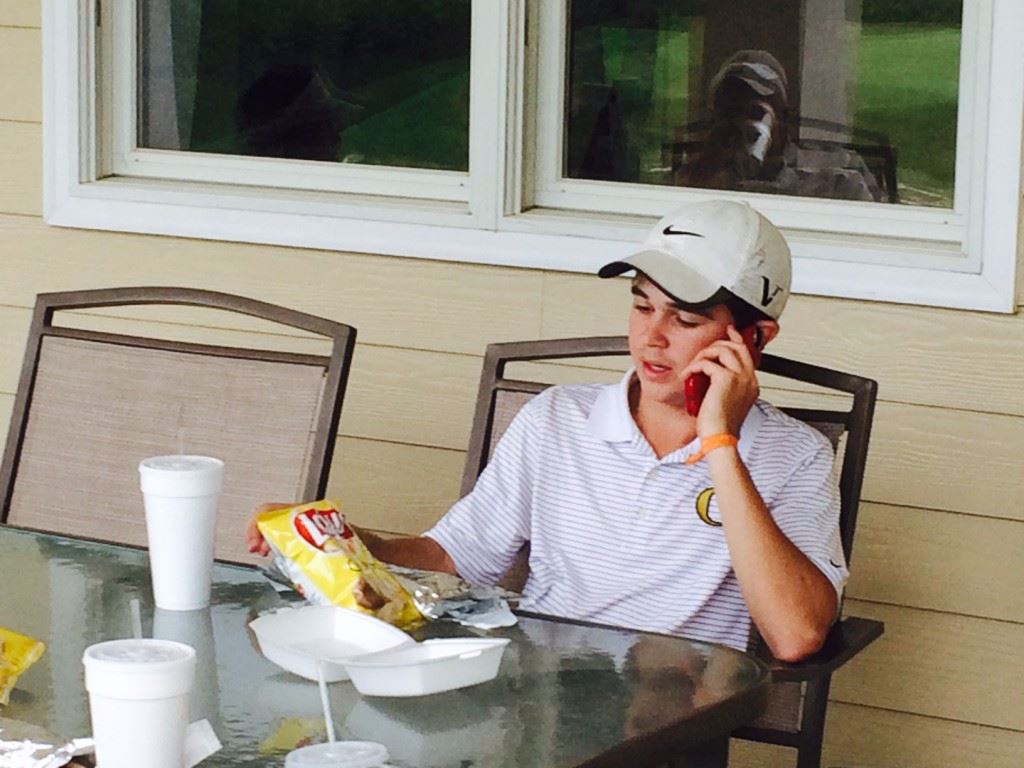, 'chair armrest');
761,616,884,683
